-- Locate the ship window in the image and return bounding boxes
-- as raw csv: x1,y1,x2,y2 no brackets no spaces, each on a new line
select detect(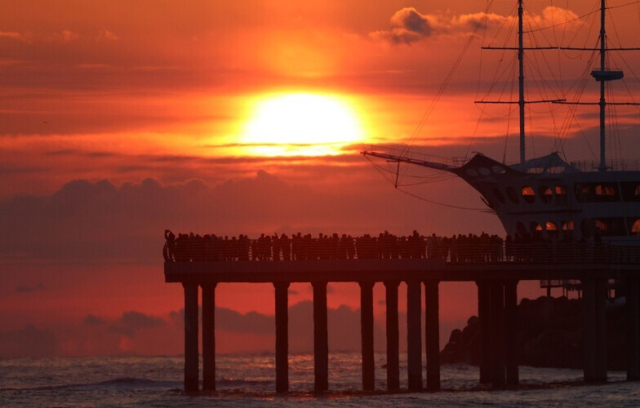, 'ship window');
492,165,506,175
621,182,640,202
479,167,491,176
531,221,543,239
595,184,617,198
493,188,505,204
631,219,640,235
574,183,591,202
527,167,545,174
555,185,568,205
539,186,553,203
593,218,626,237
522,186,536,203
466,169,478,177
547,166,566,174
562,221,574,231
506,187,519,203
575,183,619,203
546,221,559,238
516,222,527,237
